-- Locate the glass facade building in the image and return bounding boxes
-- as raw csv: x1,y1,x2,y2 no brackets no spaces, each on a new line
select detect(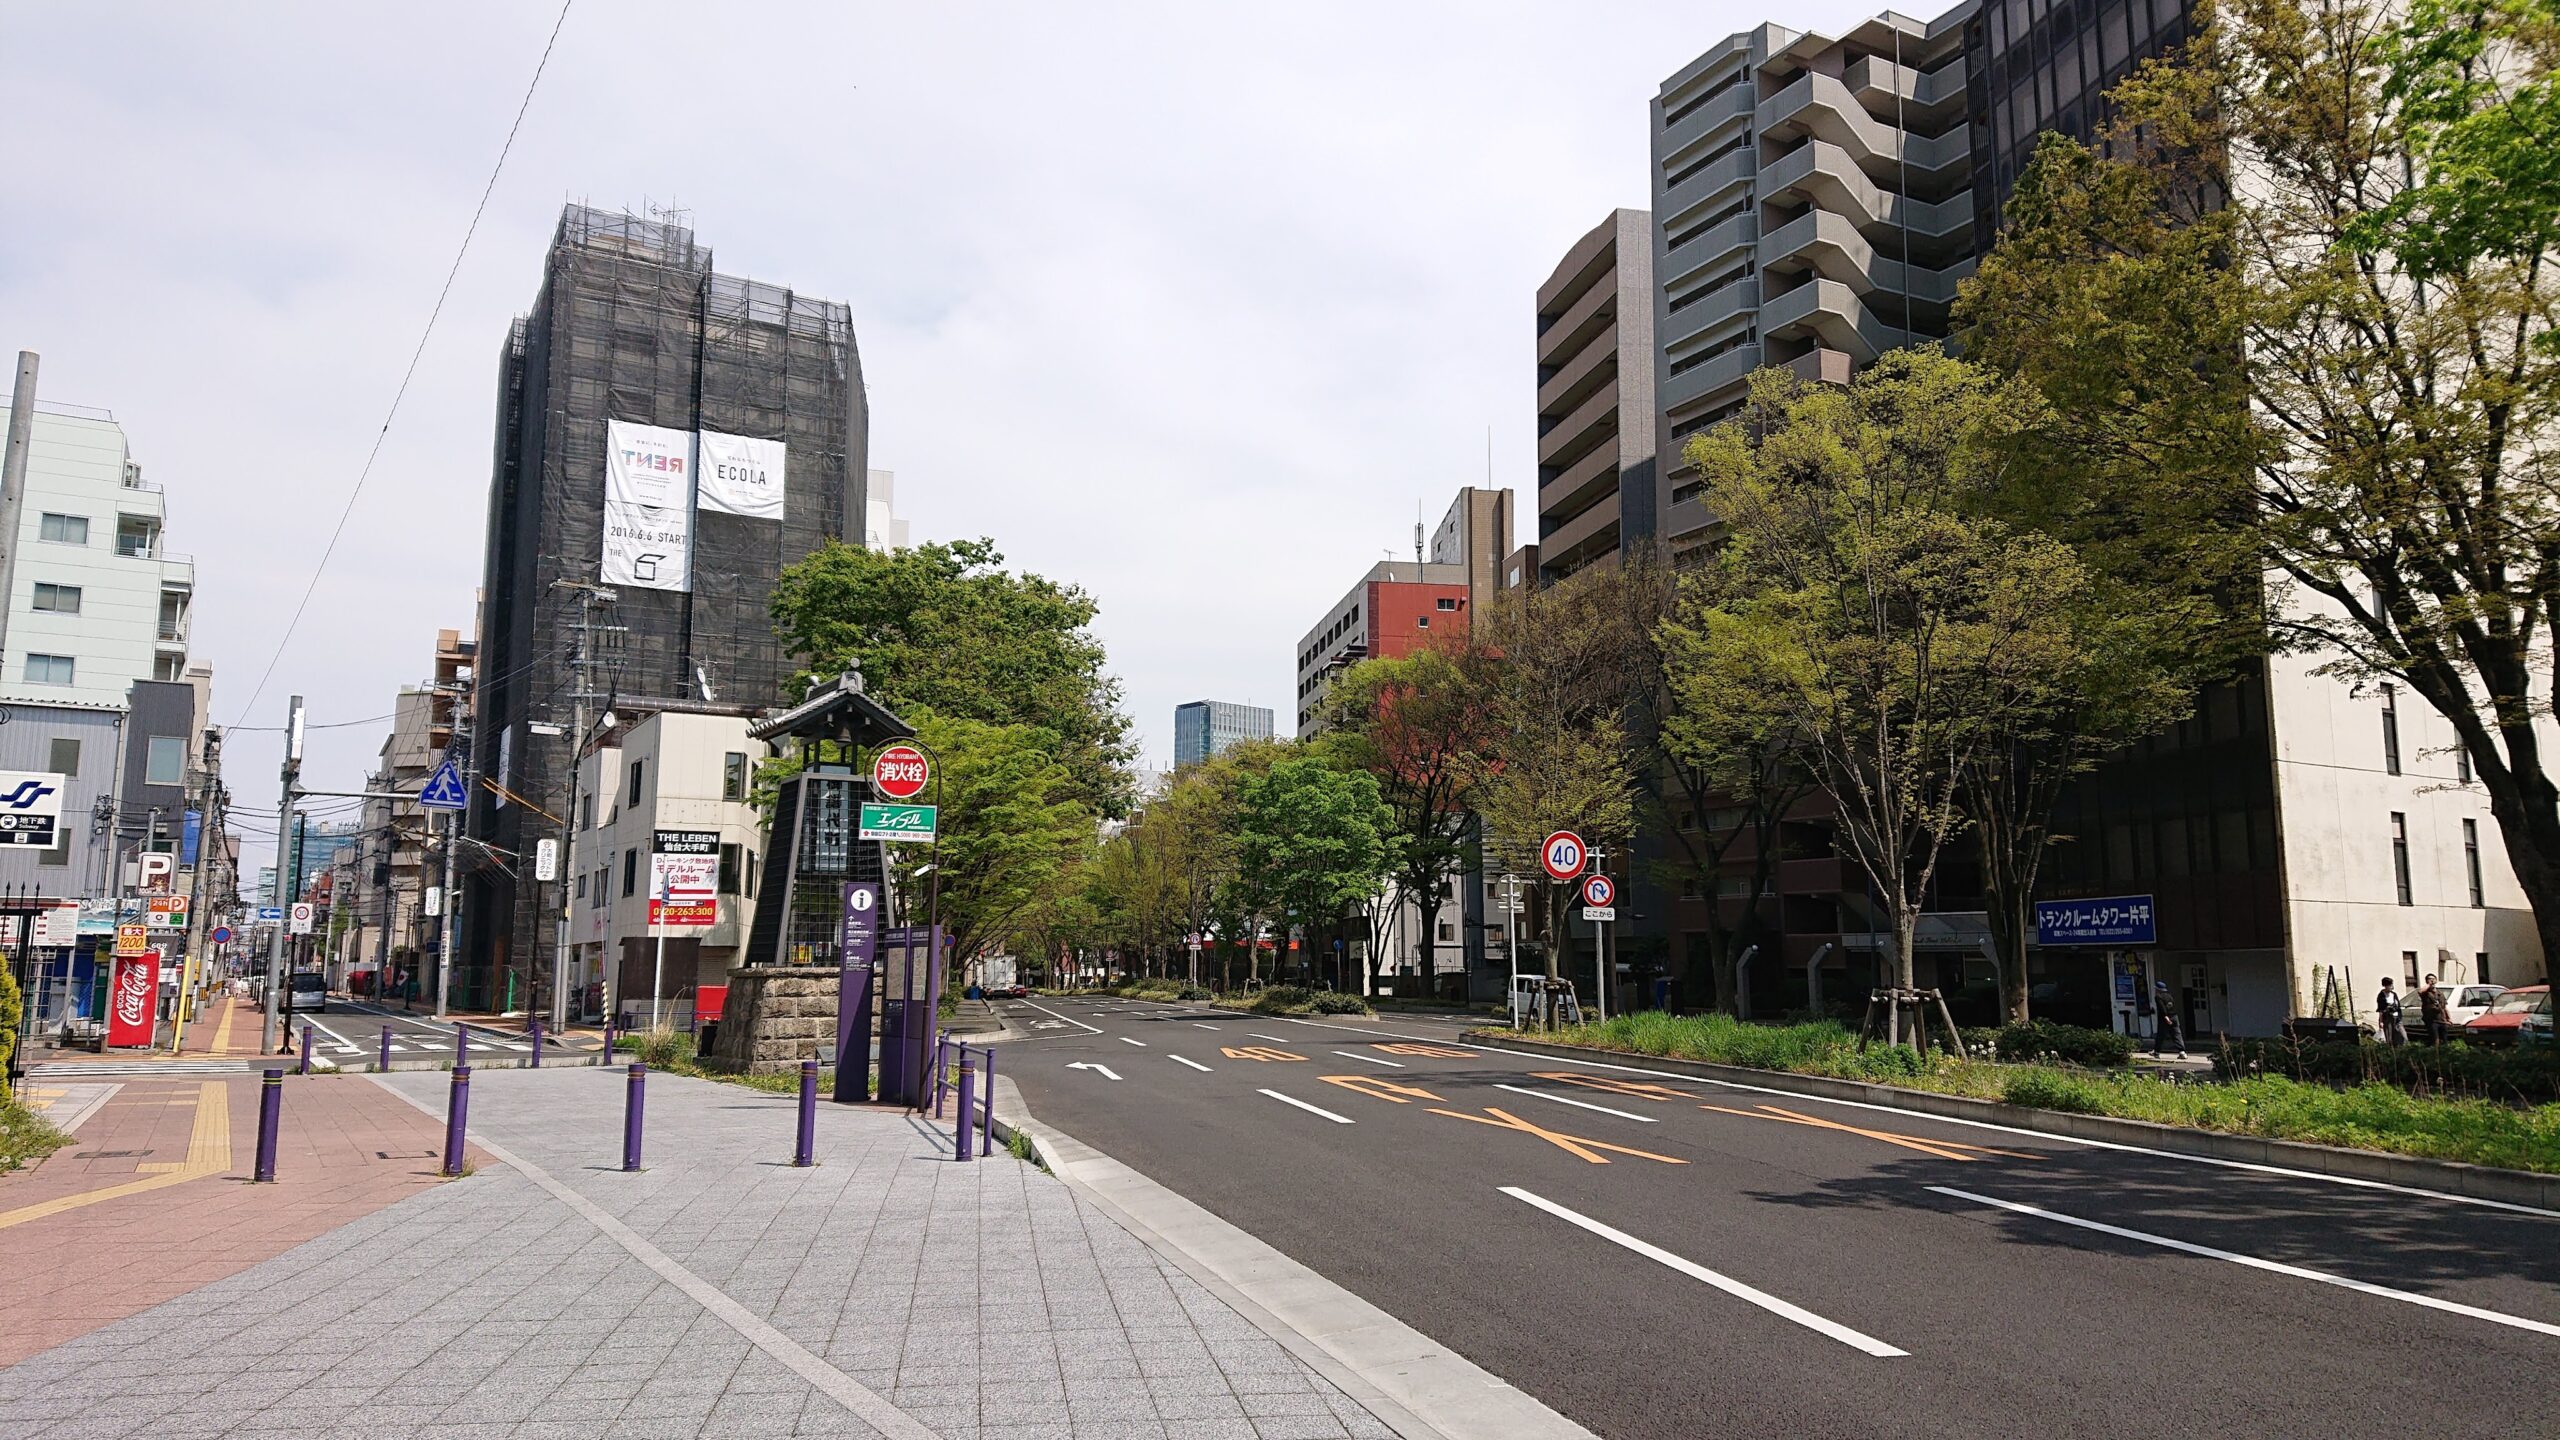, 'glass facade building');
1173,701,1274,770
